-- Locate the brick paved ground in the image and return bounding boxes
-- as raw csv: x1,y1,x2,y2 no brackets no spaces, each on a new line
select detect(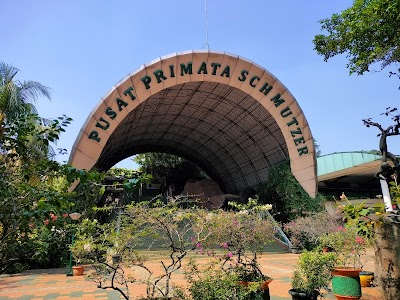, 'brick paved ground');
0,249,383,300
